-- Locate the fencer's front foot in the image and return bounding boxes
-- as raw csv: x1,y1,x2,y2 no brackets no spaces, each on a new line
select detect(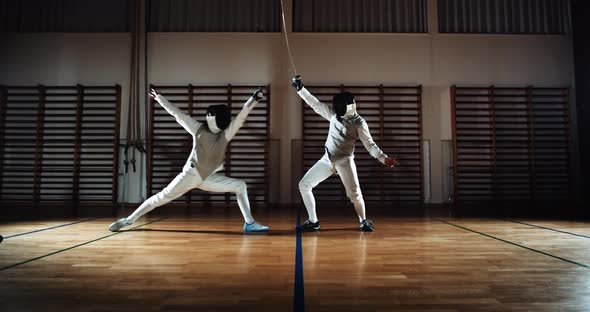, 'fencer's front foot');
243,221,270,233
360,219,375,232
299,220,320,232
108,218,132,232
